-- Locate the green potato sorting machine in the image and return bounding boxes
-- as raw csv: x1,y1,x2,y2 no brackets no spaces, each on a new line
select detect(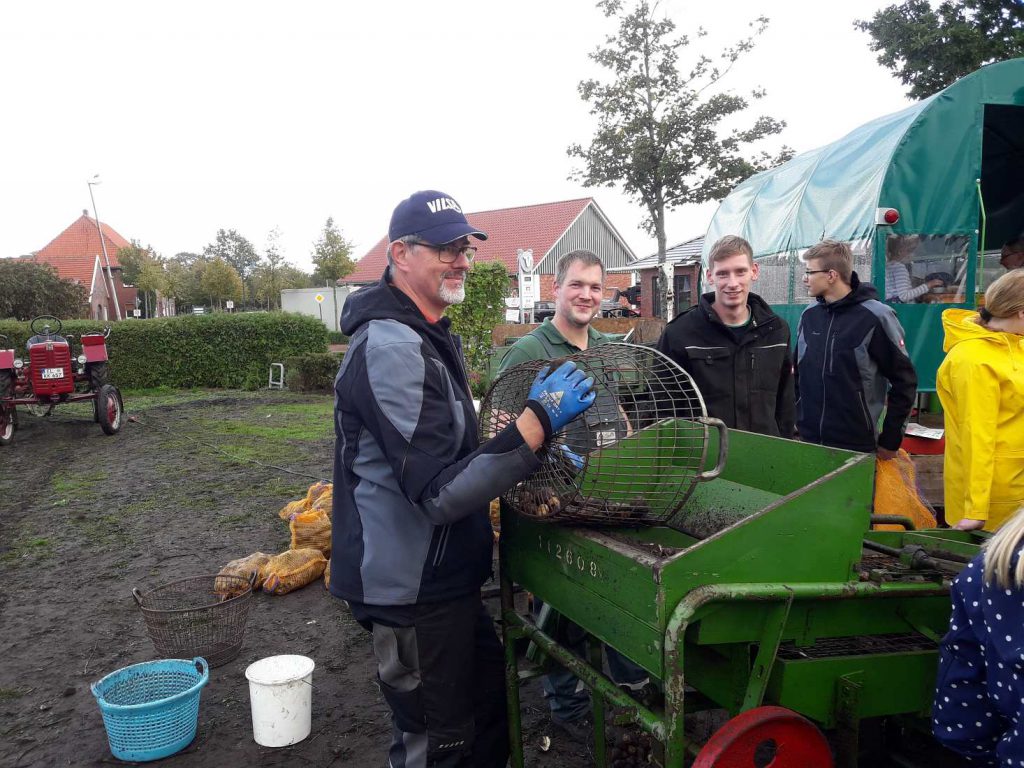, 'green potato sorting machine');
483,343,980,767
